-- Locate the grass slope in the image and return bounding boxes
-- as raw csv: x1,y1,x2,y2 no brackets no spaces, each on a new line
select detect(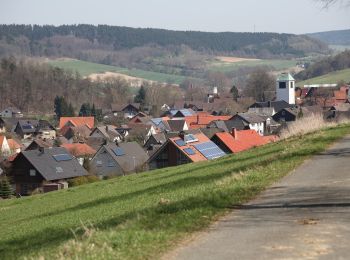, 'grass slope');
1,125,350,259
209,59,297,73
47,59,191,84
297,68,350,86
